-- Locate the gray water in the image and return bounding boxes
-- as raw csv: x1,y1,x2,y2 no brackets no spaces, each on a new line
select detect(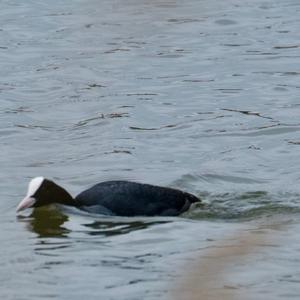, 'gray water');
1,0,300,299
